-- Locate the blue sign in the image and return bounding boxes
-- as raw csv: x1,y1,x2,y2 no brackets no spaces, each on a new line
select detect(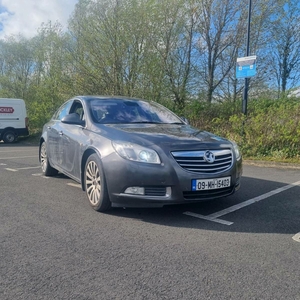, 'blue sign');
236,56,257,79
